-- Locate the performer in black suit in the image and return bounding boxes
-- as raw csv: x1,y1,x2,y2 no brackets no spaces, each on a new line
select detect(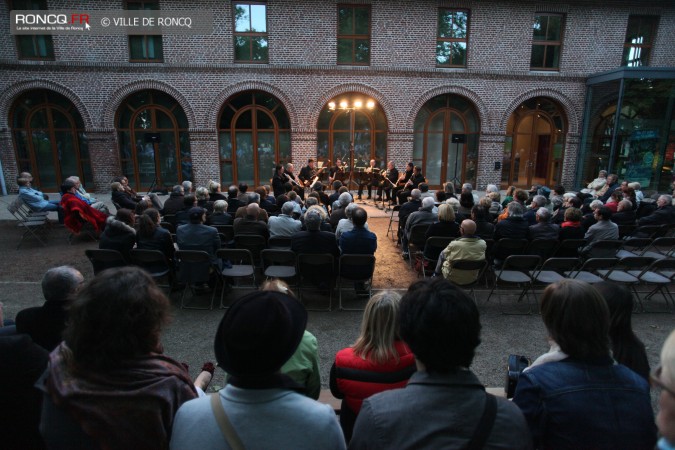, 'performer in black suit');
299,159,324,194
285,163,304,199
272,164,287,199
392,162,414,205
357,159,381,200
376,161,399,202
328,158,345,185
397,165,426,205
